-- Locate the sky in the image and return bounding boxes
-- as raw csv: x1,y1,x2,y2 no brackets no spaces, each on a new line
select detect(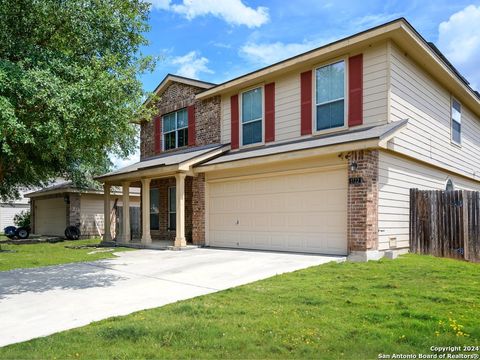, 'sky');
113,0,480,168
